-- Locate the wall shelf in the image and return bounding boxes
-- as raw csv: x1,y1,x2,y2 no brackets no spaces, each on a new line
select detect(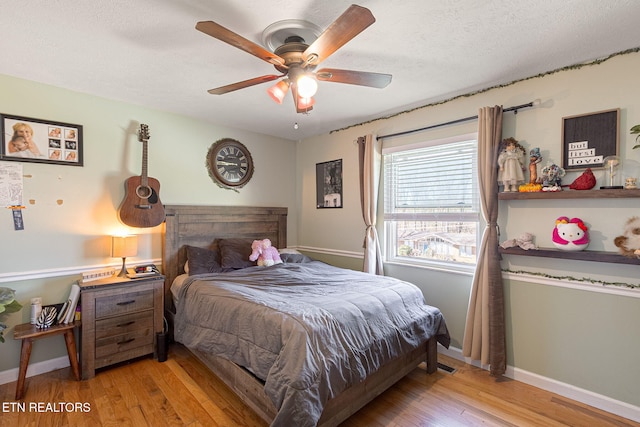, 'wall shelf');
499,188,640,264
499,246,640,265
498,188,640,200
